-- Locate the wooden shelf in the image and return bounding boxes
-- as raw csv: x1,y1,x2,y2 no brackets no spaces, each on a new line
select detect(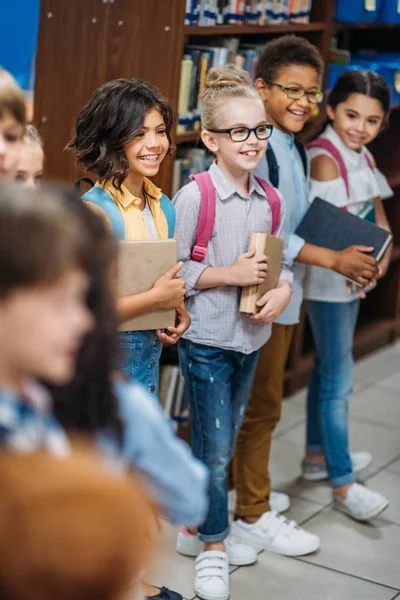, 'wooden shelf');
388,173,400,189
335,21,400,30
176,132,200,144
391,246,400,263
183,22,327,36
